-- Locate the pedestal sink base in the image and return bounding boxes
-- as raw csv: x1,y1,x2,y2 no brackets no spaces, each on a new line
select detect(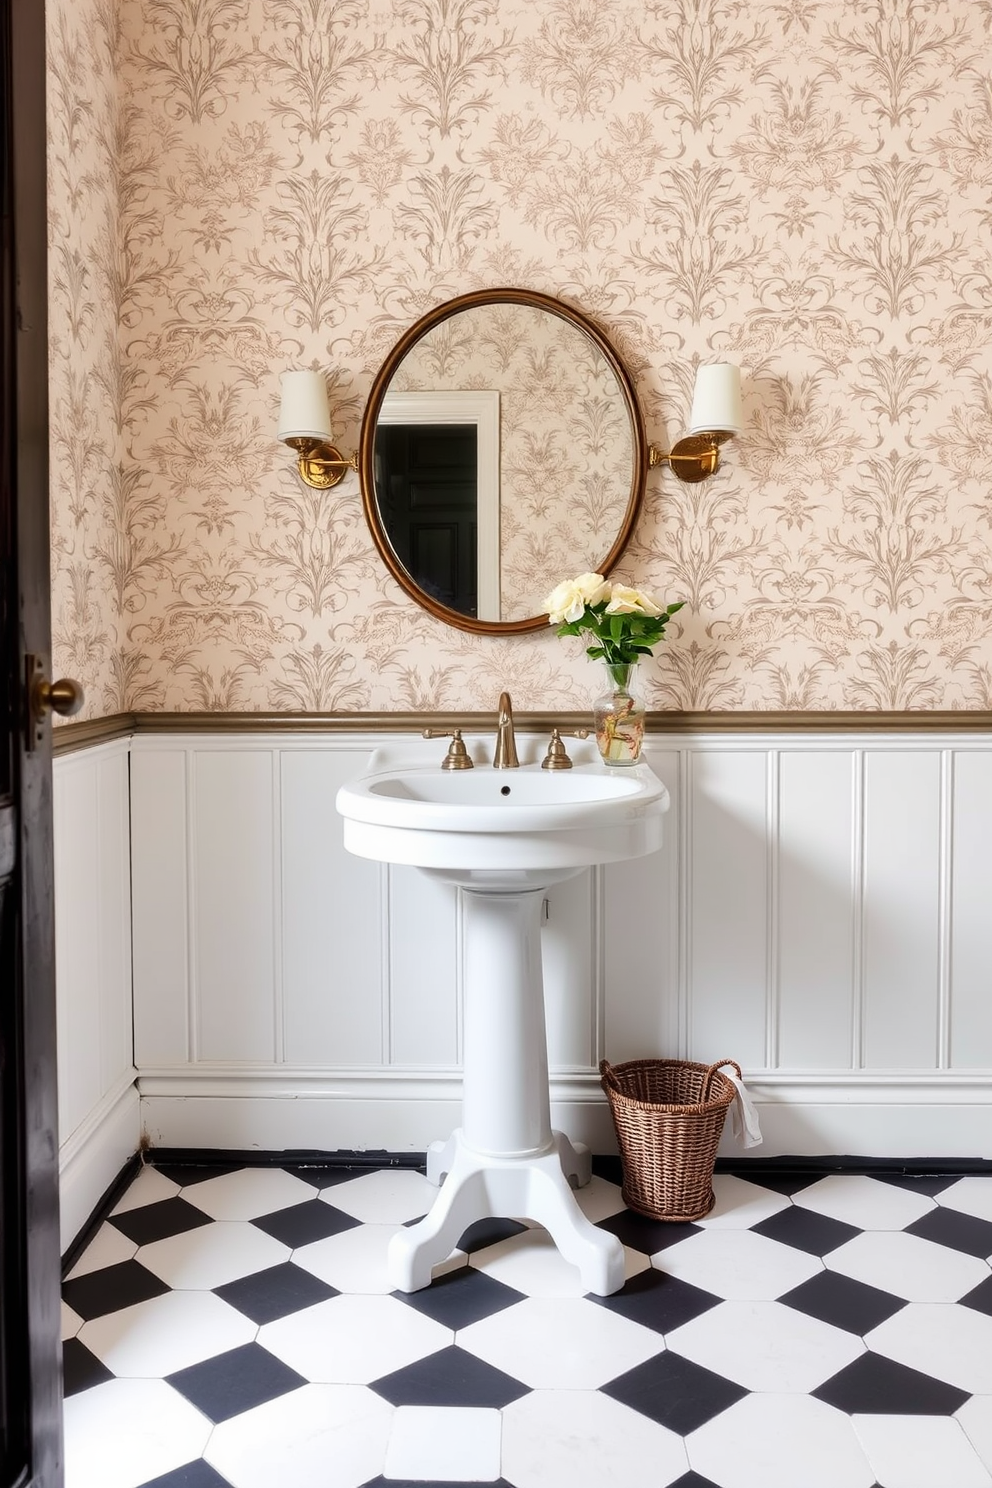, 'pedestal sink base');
388,1130,626,1296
